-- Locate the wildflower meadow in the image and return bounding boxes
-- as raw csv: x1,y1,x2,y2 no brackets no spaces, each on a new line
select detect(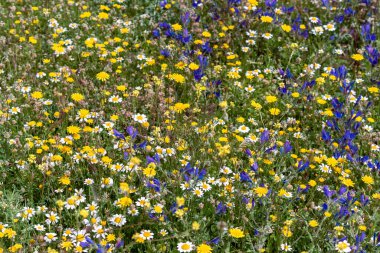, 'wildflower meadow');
0,0,379,252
